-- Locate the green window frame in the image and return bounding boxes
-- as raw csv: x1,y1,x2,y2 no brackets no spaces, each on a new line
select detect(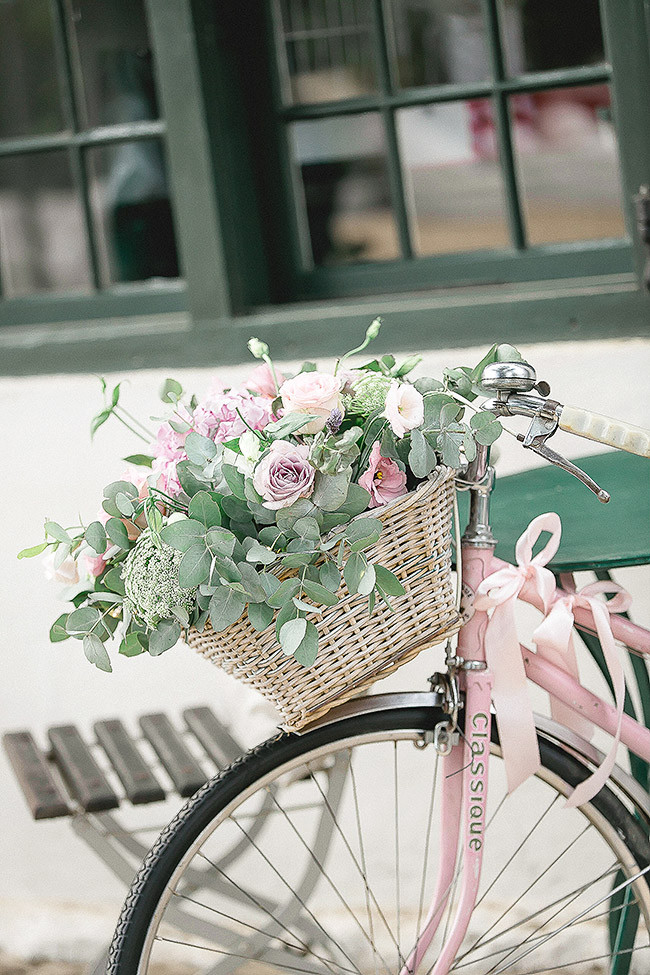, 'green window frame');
2,0,649,377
